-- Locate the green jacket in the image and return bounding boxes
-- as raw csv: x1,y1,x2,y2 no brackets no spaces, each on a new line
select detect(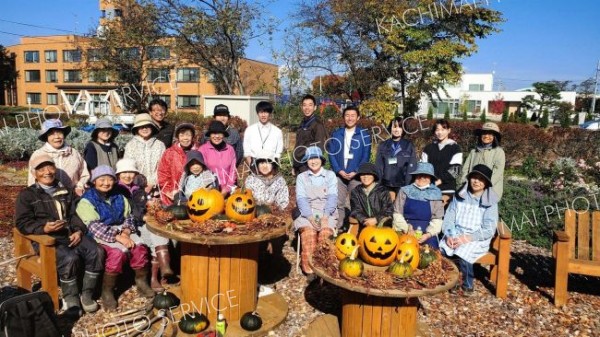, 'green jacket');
460,146,505,199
